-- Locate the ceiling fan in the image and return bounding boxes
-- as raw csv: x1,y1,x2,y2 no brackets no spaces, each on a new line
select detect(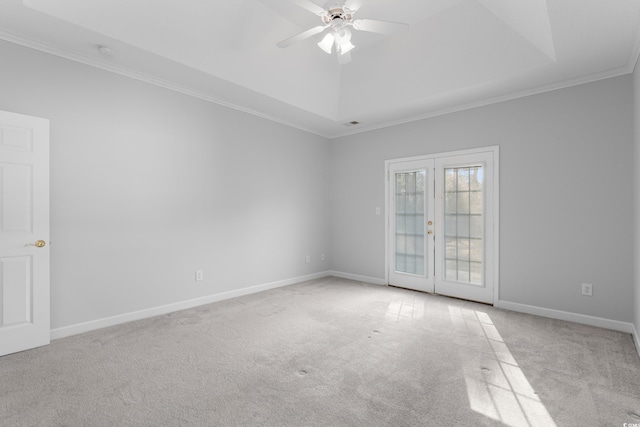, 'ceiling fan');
276,0,409,64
